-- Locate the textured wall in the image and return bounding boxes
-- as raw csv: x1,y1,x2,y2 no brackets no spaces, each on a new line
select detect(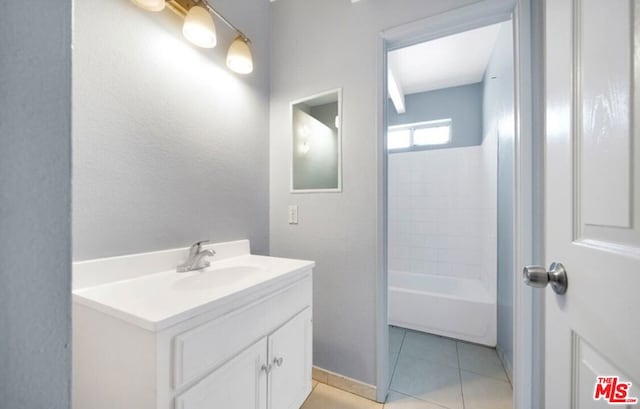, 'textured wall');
387,83,483,149
482,20,515,374
73,0,271,260
0,1,72,408
270,0,481,385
